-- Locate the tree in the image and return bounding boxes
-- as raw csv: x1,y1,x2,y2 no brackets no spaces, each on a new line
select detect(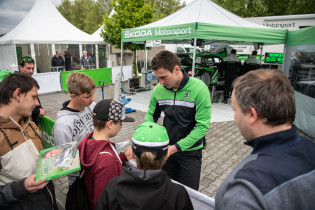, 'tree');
101,0,153,75
213,0,315,17
57,0,112,34
287,0,315,15
145,0,186,21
